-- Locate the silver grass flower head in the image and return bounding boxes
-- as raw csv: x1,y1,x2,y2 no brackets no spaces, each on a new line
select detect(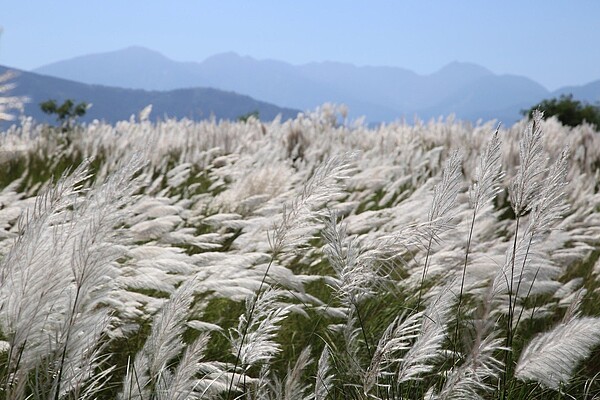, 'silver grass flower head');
396,285,454,384
364,311,421,393
526,146,569,237
515,317,600,390
0,71,27,121
229,288,291,369
283,346,312,400
510,110,547,217
428,149,463,224
163,332,214,400
469,127,503,210
322,211,380,305
121,278,199,399
315,345,333,400
269,151,357,255
437,332,504,400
